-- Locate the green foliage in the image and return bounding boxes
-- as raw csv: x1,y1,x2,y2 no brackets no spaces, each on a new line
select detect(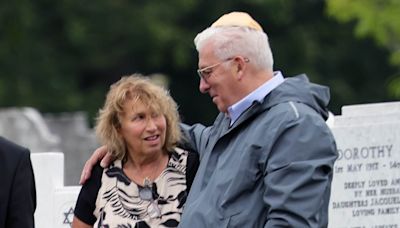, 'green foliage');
0,0,397,125
327,0,400,98
0,0,200,121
